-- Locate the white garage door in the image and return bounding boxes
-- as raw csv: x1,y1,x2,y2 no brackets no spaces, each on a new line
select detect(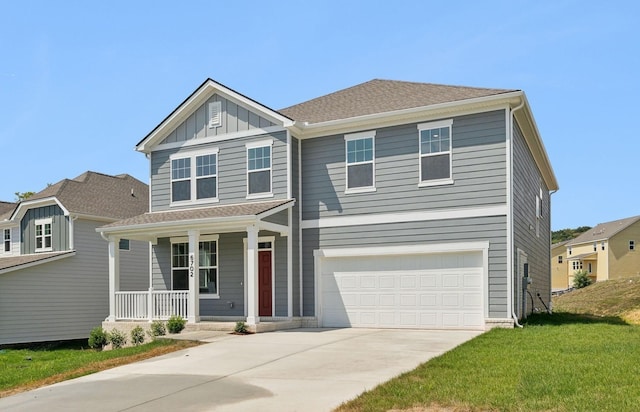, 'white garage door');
320,251,485,330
